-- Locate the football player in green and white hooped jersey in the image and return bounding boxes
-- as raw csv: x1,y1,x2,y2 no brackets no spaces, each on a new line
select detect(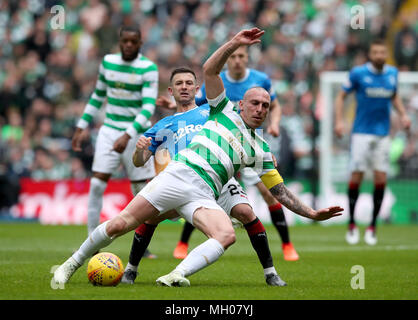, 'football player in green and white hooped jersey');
53,28,343,288
71,25,158,251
